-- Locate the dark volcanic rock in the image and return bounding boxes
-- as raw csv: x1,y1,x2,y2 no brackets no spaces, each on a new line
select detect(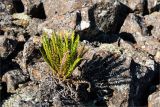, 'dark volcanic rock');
14,36,41,74
2,69,29,93
2,84,40,107
27,62,51,81
0,35,17,58
0,0,14,14
26,18,43,36
36,0,131,41
1,0,160,107
91,1,130,33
